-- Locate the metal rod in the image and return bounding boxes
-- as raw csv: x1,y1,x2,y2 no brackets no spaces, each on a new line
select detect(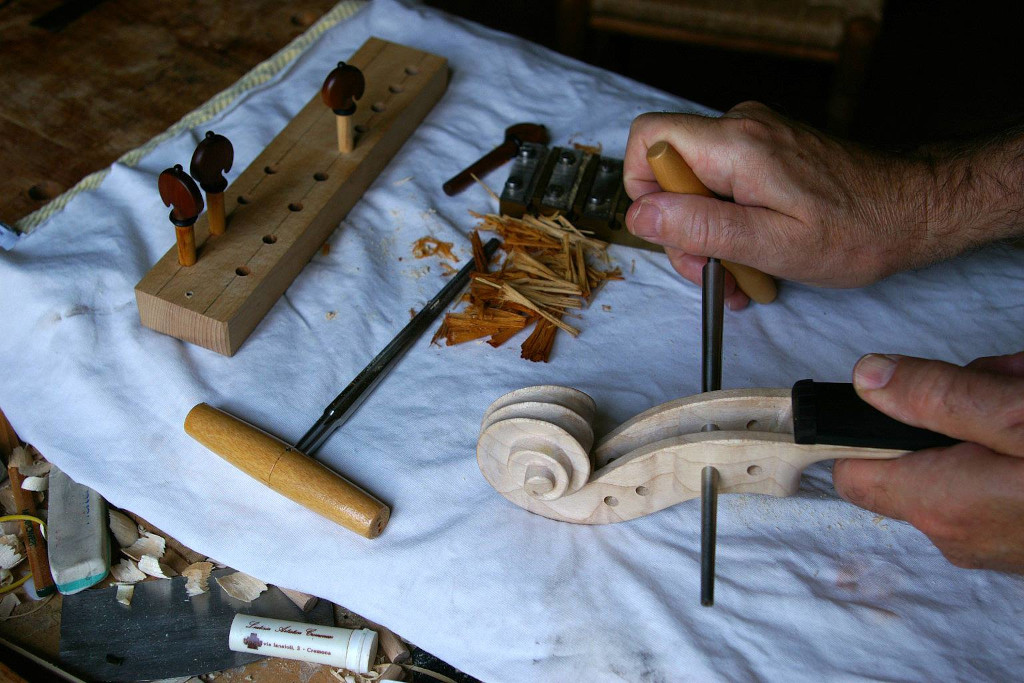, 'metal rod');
295,238,500,455
701,465,719,607
701,258,725,393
